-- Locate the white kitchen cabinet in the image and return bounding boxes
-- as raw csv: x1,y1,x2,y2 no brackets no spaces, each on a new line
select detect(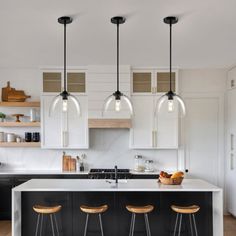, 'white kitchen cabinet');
130,95,178,149
226,88,236,216
41,95,89,149
130,96,154,148
130,68,179,149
